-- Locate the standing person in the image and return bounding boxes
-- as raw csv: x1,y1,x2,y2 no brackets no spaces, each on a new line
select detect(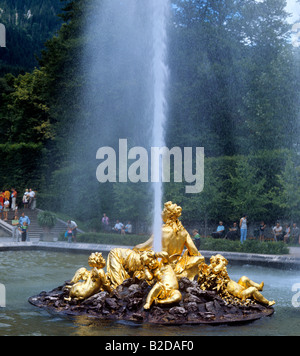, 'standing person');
67,220,78,243
272,222,283,241
239,214,247,244
291,223,300,244
259,221,267,242
28,189,36,210
101,213,109,232
0,191,3,219
3,198,9,221
11,188,17,211
22,189,29,209
12,214,20,241
4,189,10,209
66,227,73,243
18,222,28,242
19,212,31,241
